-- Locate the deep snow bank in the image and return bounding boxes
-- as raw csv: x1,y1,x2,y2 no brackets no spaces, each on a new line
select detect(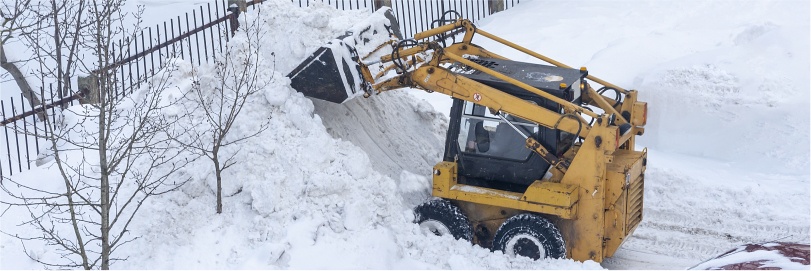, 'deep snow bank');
123,1,598,269
477,0,809,175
